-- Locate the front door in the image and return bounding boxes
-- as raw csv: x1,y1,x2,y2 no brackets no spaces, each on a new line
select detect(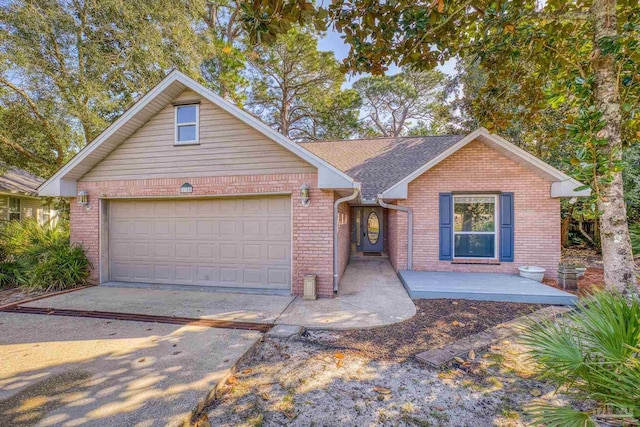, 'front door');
361,207,384,252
